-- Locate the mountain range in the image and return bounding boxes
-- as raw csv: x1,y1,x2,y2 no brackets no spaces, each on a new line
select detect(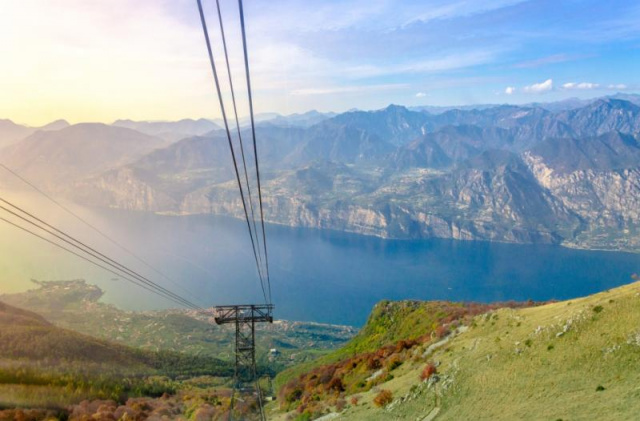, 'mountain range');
1,94,640,252
0,119,69,149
